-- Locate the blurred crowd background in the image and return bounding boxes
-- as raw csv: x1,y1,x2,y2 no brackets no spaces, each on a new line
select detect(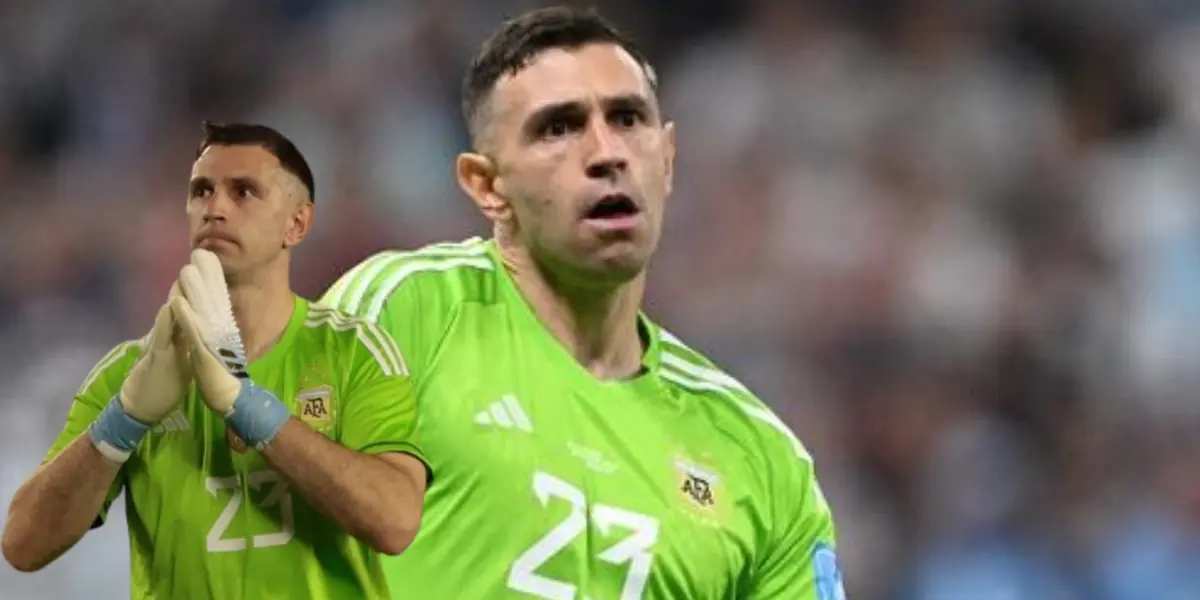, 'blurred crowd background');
4,0,1200,598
